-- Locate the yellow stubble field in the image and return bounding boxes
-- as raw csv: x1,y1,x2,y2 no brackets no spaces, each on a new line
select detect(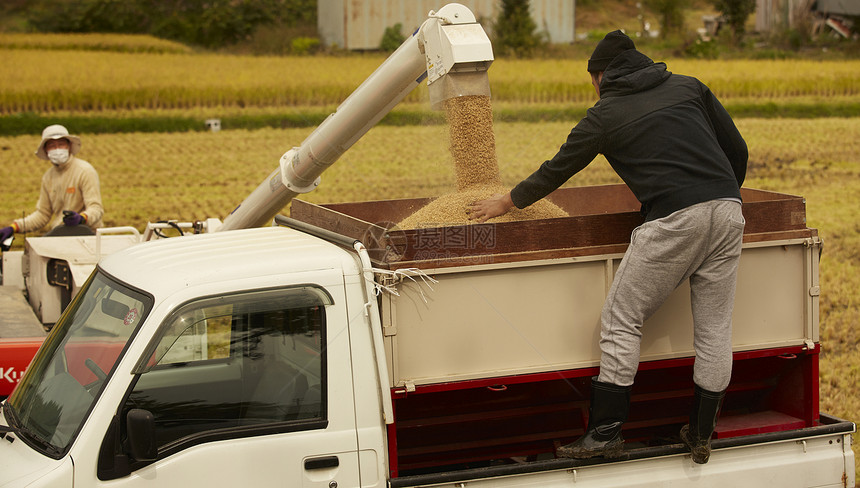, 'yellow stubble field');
2,47,859,111
1,123,858,443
